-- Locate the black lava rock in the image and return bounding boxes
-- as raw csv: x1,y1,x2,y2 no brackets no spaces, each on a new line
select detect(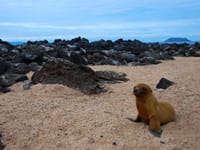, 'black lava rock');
0,58,10,75
156,78,175,89
0,73,28,87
